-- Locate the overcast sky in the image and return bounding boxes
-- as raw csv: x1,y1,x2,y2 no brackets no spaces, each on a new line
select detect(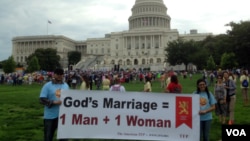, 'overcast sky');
0,0,249,61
